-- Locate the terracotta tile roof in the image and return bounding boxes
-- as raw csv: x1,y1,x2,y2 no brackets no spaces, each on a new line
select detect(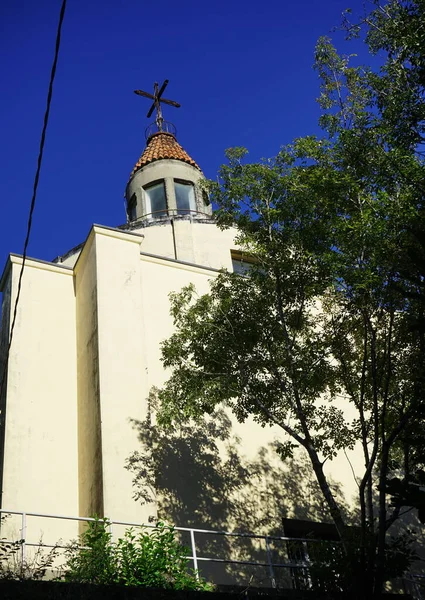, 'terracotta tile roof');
130,132,201,177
